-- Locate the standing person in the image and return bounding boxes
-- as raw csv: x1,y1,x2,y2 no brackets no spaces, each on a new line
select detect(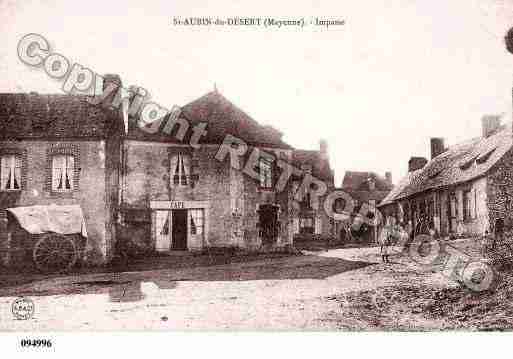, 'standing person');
379,217,394,263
